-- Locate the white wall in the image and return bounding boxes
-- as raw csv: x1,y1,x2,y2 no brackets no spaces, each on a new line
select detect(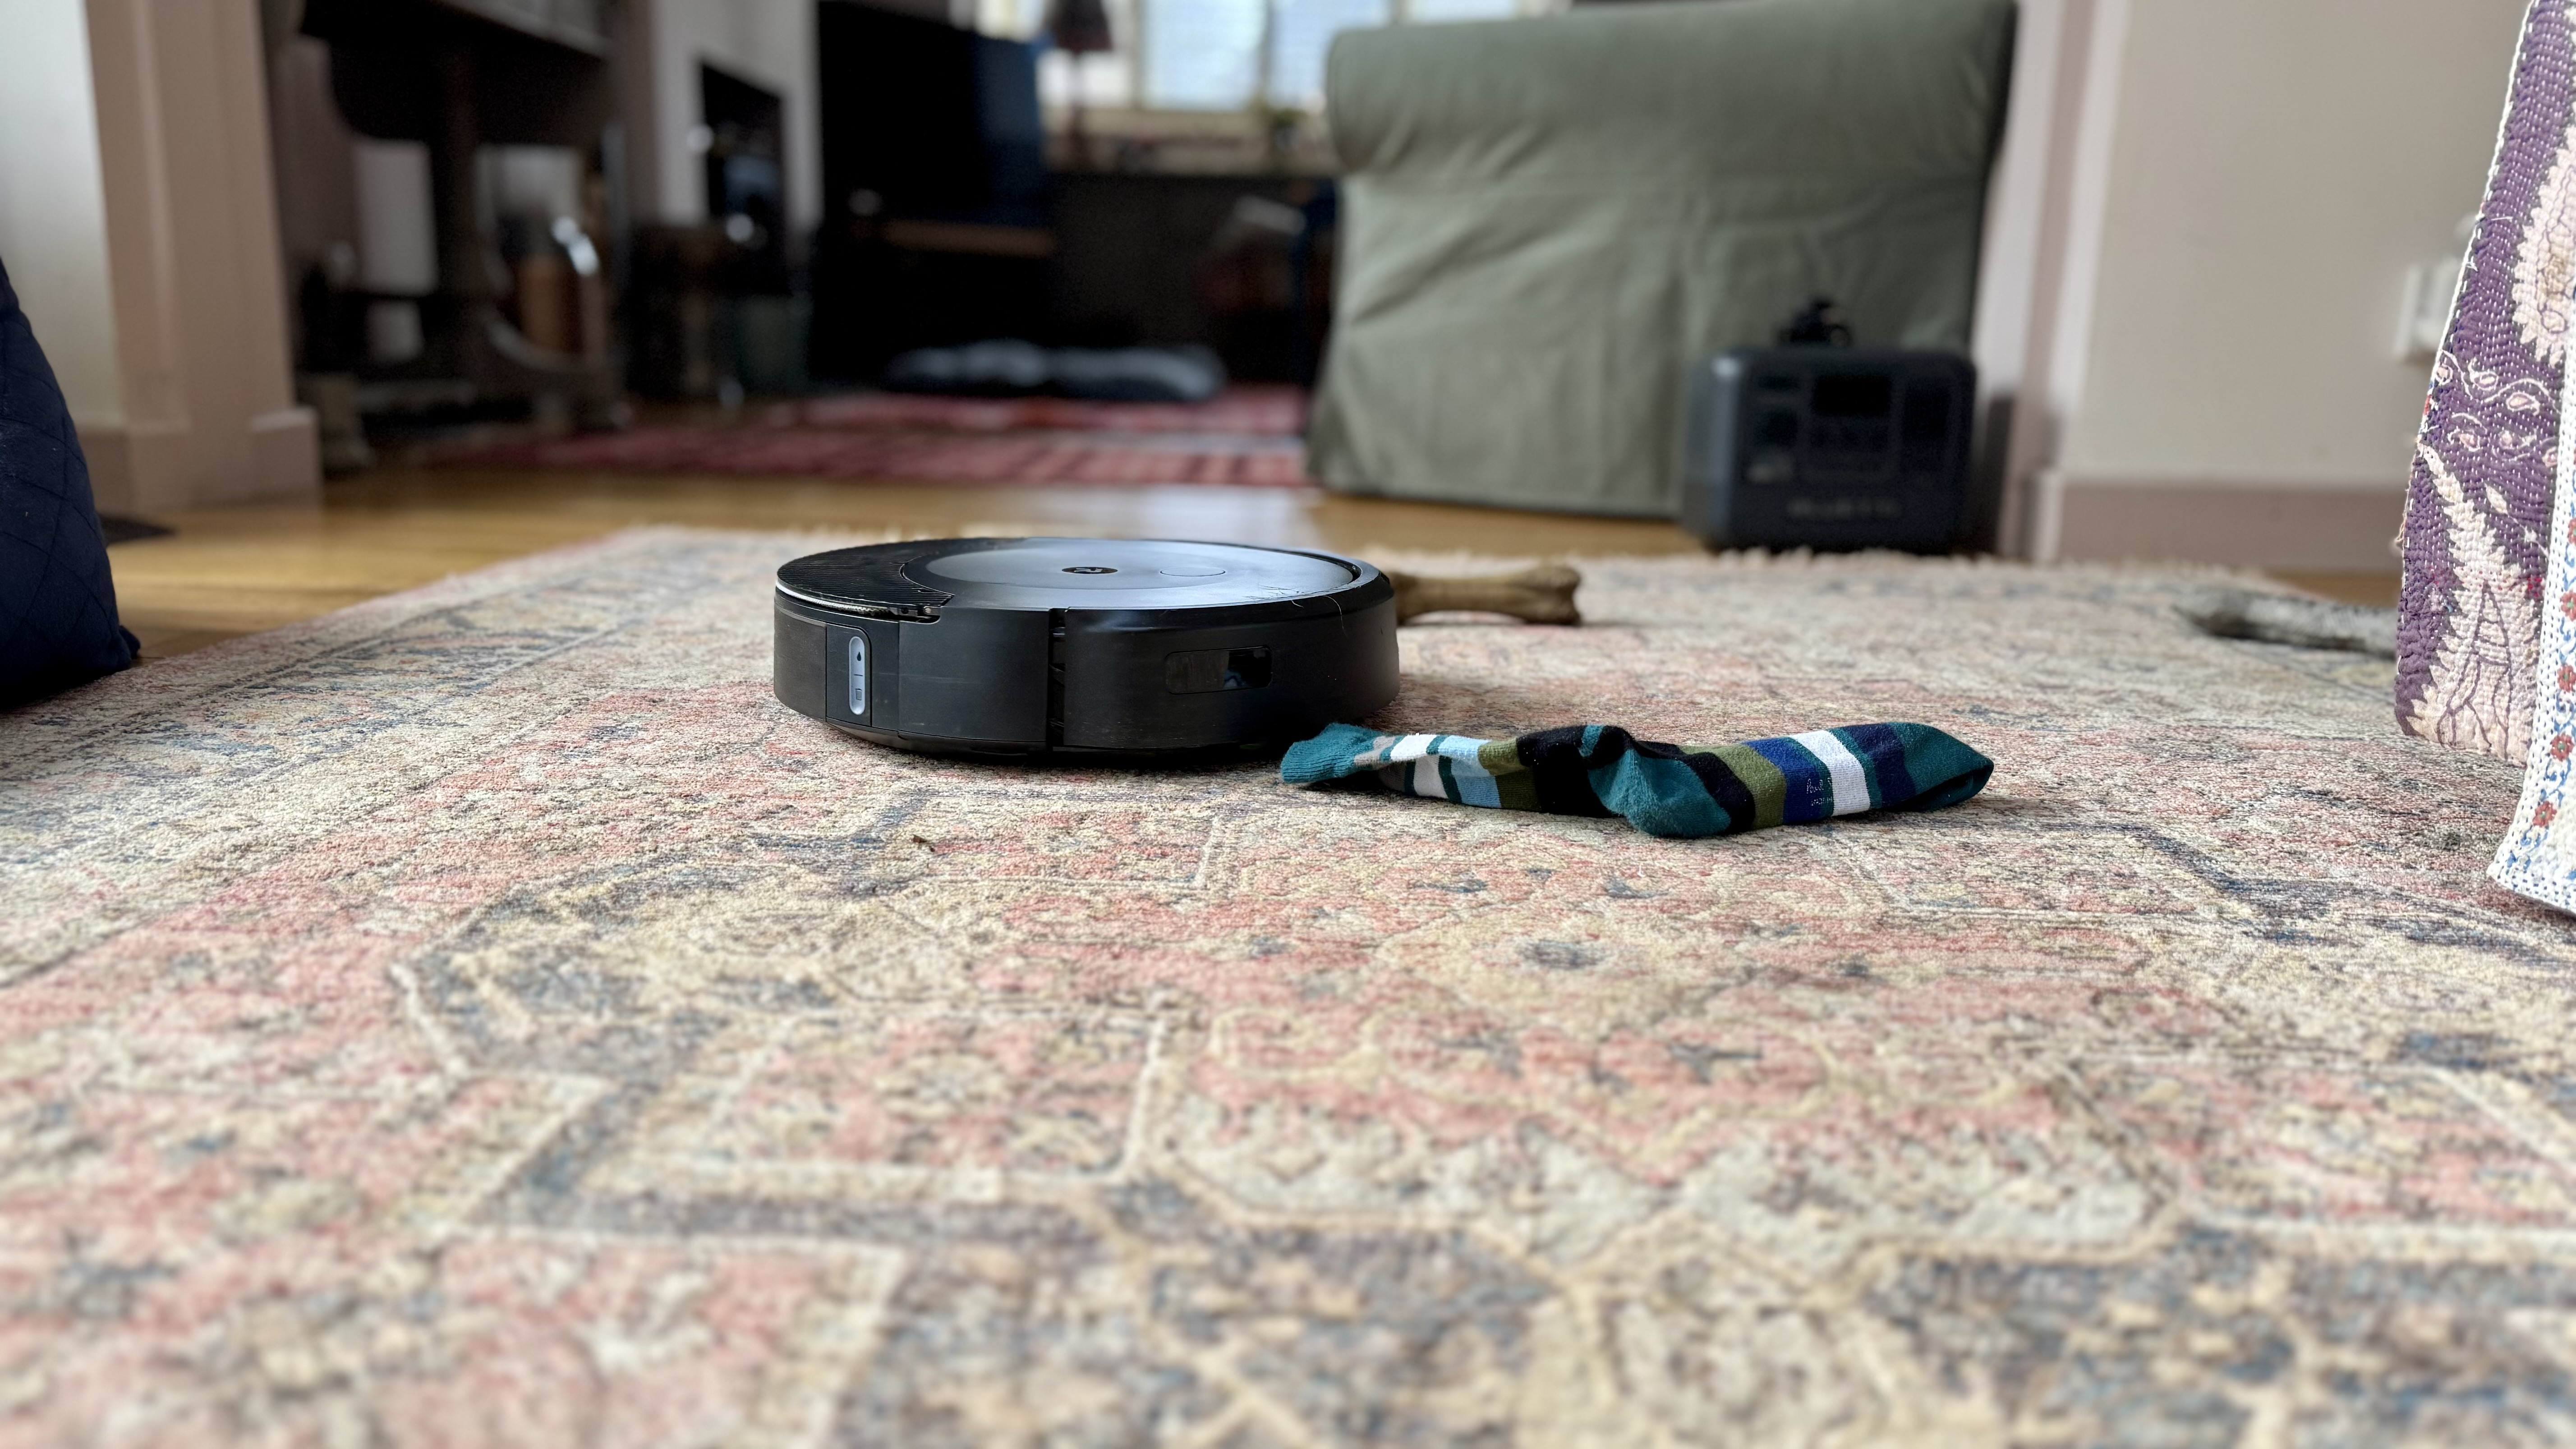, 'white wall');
0,0,124,430
630,0,821,234
2057,0,2525,491
0,0,317,513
